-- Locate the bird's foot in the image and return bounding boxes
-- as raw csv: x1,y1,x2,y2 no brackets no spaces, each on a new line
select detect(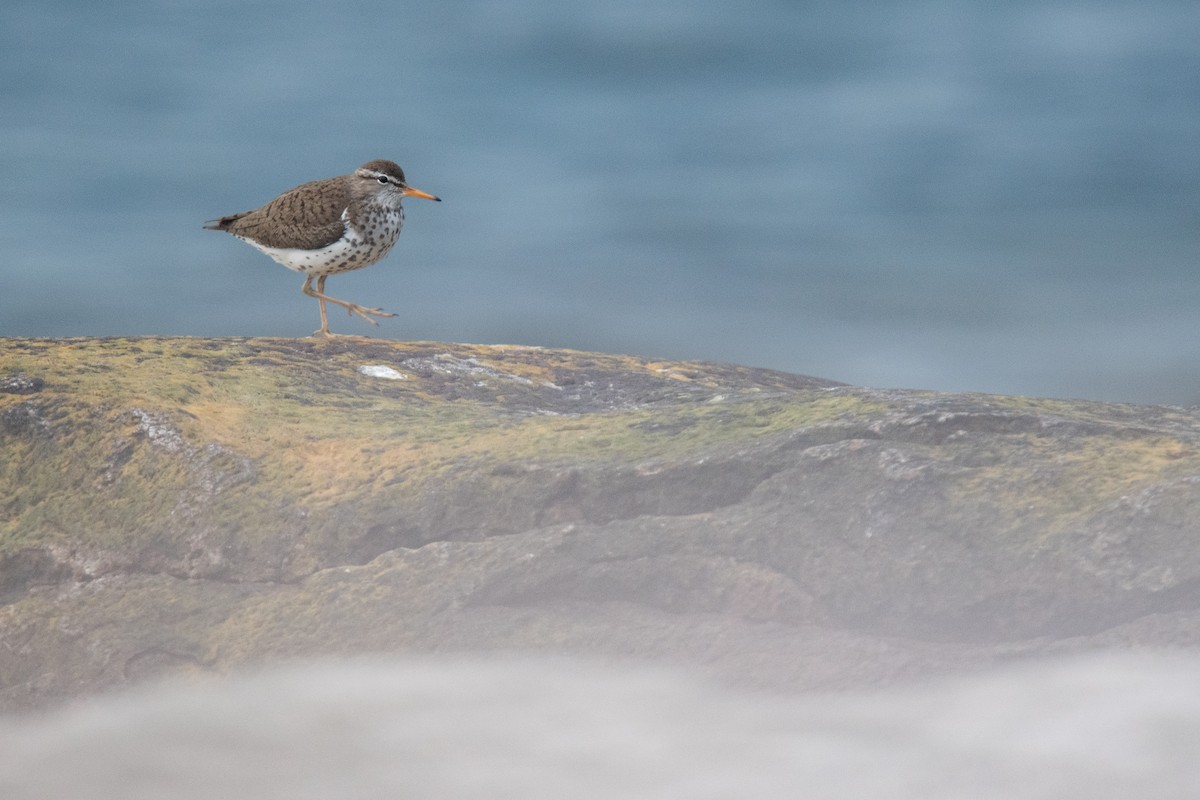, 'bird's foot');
311,328,369,338
344,303,396,324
